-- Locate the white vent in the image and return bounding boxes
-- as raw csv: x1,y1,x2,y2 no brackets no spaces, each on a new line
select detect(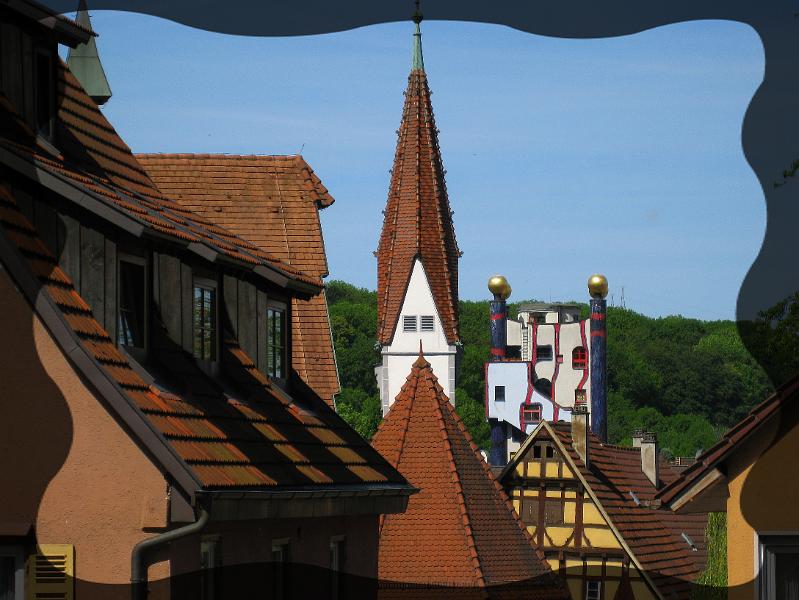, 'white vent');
420,315,434,332
403,316,417,332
